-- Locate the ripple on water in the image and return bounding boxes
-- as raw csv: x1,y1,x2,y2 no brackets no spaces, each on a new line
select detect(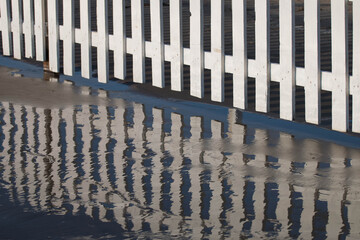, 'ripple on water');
0,97,360,239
